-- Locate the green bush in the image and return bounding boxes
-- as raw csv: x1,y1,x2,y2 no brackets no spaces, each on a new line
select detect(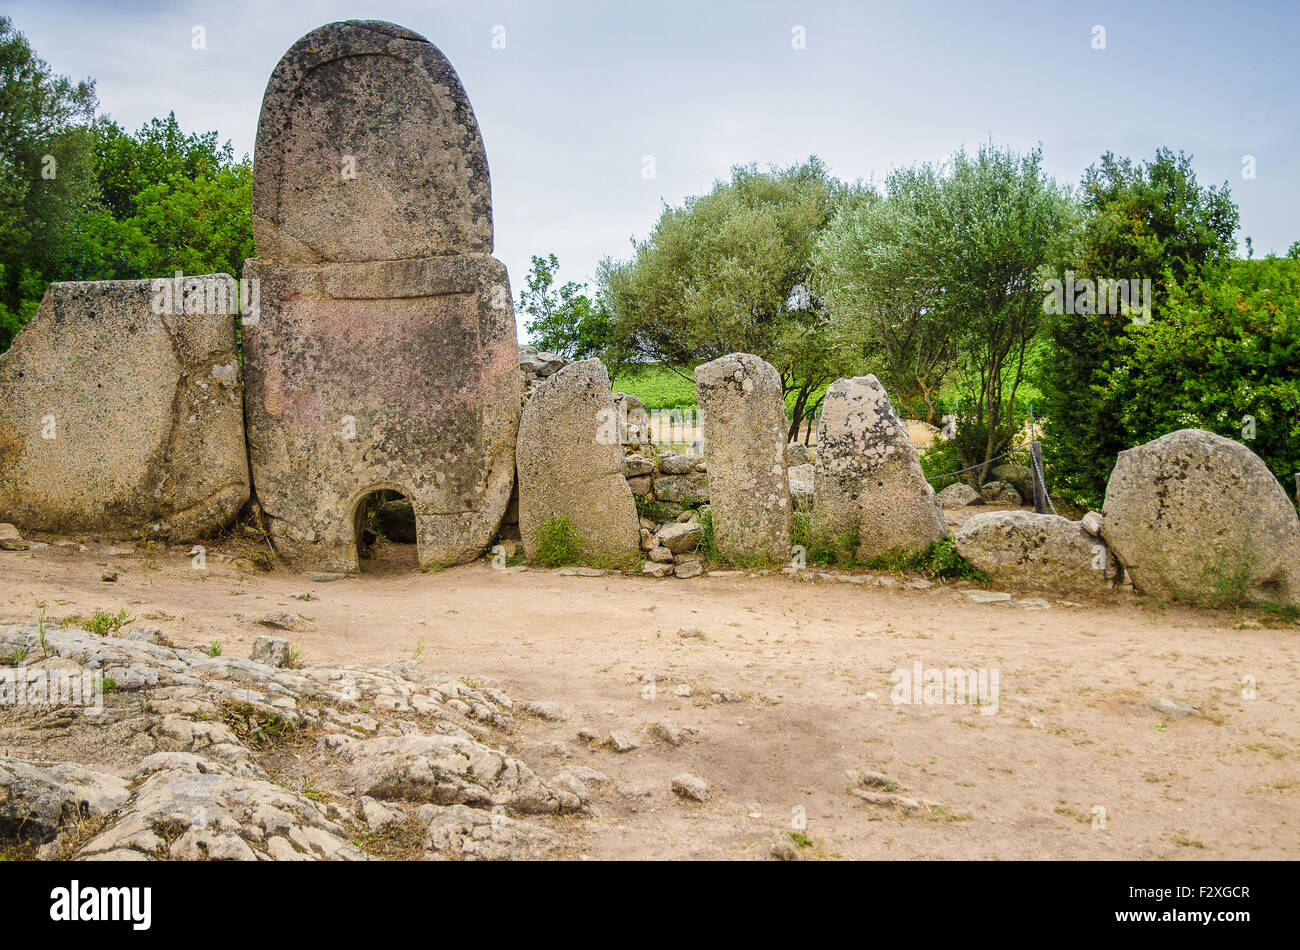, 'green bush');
791,511,859,566
86,608,132,636
534,515,582,567
1112,258,1300,502
862,539,989,582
